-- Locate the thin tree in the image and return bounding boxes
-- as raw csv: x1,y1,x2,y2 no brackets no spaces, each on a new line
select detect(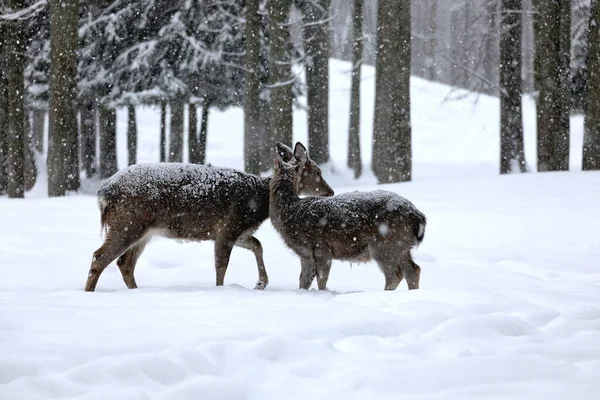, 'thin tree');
302,0,330,164
127,104,137,165
583,0,600,170
99,105,117,178
31,108,44,153
0,36,8,195
80,99,96,178
372,0,412,183
160,101,167,162
5,0,27,198
188,102,199,163
347,0,363,178
169,99,185,162
47,0,79,196
198,98,210,164
534,0,571,171
268,0,294,153
499,0,527,174
244,0,262,175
